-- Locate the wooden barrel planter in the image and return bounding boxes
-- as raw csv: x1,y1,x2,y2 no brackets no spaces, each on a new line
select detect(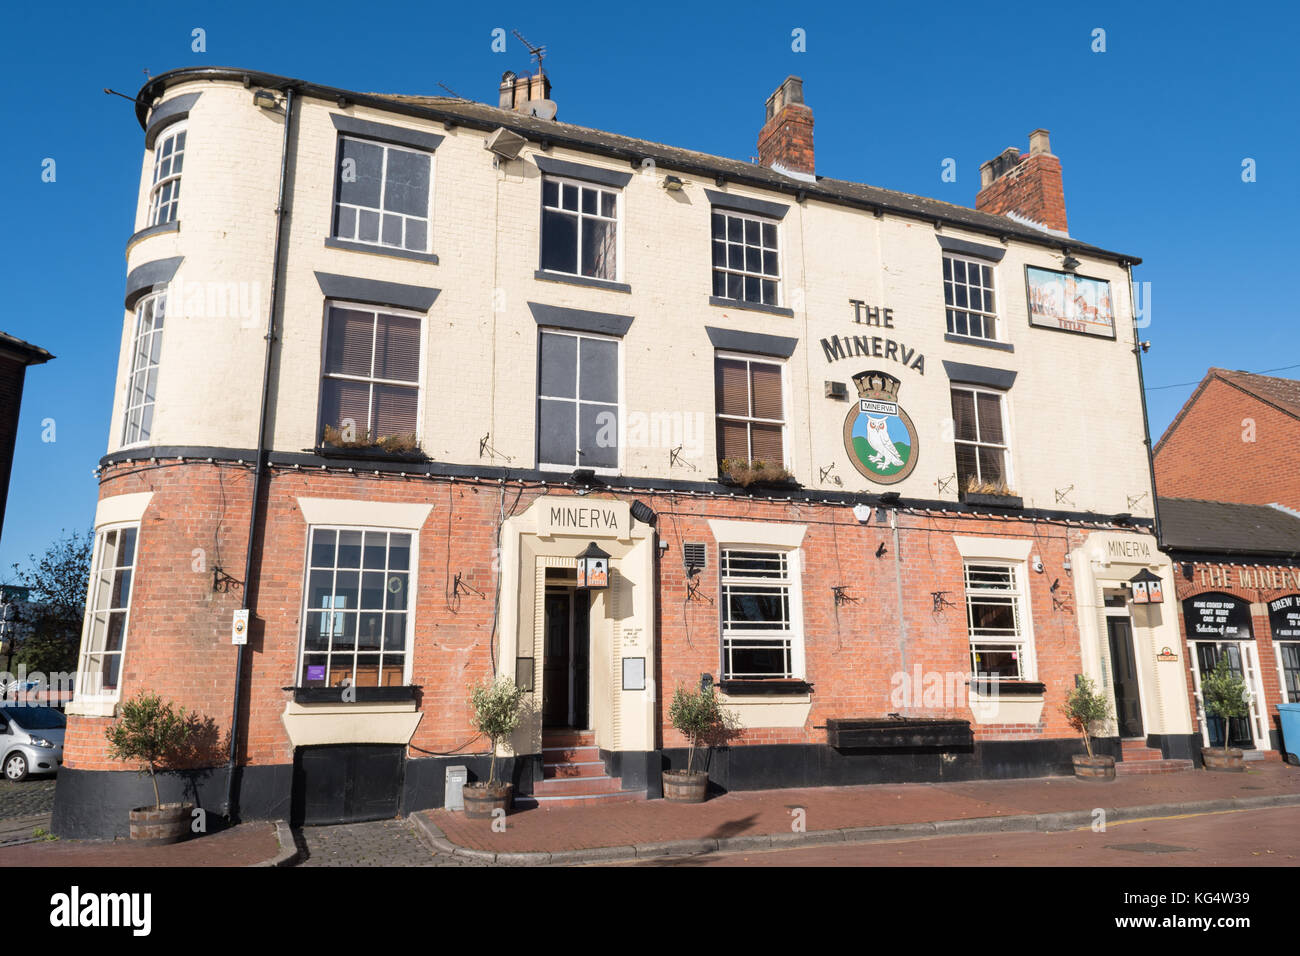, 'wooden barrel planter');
1202,748,1246,772
129,802,194,844
662,770,709,803
463,783,513,819
1071,754,1116,780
